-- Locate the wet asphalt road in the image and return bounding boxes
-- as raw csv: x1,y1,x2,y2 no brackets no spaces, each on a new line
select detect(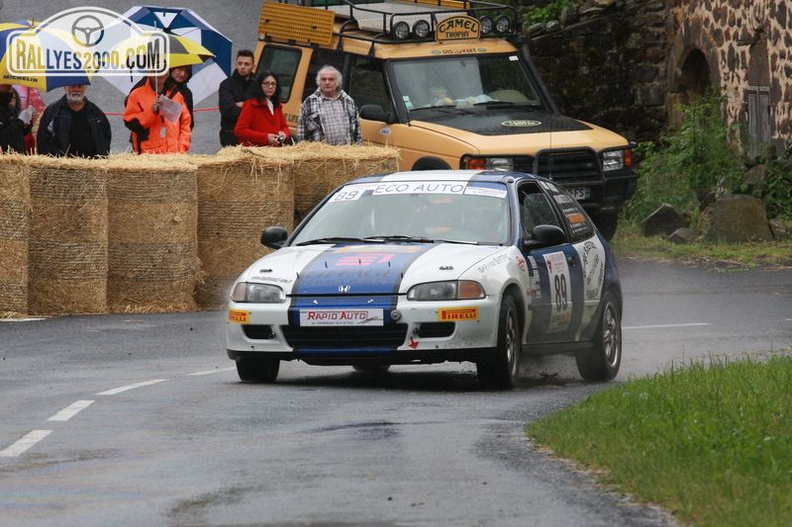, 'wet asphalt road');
1,260,790,526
